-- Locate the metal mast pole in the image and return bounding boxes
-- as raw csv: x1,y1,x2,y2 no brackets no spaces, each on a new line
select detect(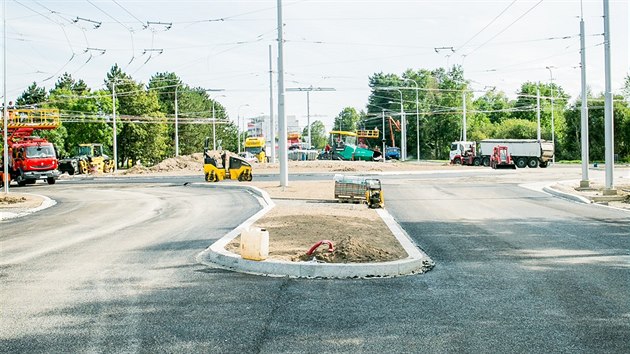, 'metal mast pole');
212,102,216,150
306,90,311,148
536,85,541,141
3,0,9,193
382,109,386,163
175,86,179,157
462,91,467,142
579,2,590,188
112,81,118,172
603,0,615,193
268,44,275,163
546,67,555,164
277,0,288,187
